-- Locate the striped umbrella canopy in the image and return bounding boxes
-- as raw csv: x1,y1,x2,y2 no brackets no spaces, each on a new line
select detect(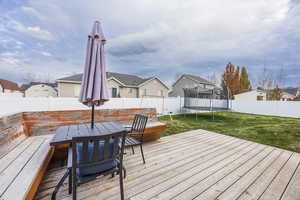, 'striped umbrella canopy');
79,21,109,128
